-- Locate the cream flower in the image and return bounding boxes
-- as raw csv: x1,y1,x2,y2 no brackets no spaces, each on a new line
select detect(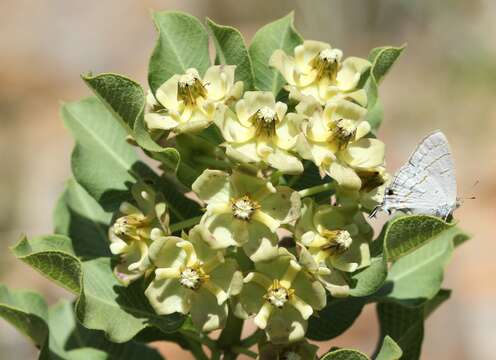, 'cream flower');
295,199,372,297
215,91,304,174
145,66,243,134
235,249,326,344
192,169,300,262
294,96,385,189
270,40,370,105
145,225,241,332
336,167,391,212
109,183,169,286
